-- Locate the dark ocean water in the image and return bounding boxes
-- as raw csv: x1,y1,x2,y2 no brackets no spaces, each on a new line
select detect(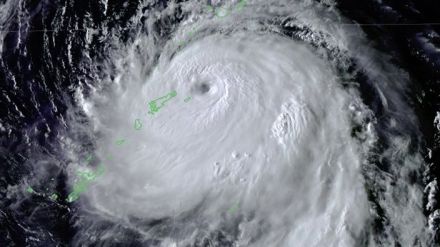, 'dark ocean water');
337,0,440,244
0,0,439,246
